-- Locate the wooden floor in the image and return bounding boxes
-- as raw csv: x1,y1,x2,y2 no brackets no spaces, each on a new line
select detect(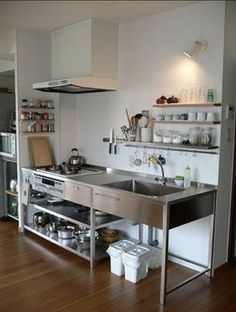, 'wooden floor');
1,220,236,312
